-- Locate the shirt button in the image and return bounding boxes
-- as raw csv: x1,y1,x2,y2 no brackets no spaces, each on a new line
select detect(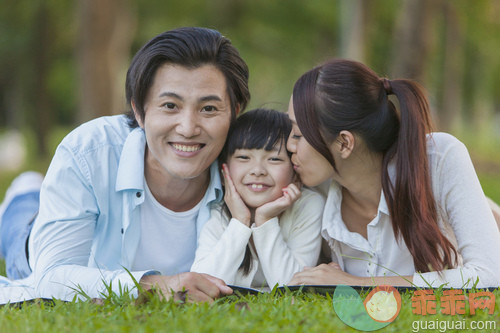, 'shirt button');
136,192,142,198
121,228,124,234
